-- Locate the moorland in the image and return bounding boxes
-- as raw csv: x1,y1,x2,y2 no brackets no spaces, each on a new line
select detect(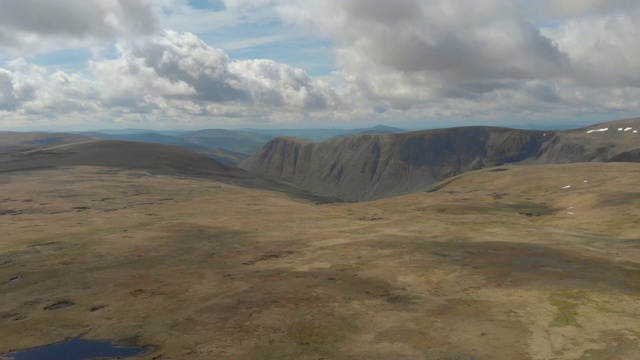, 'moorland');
1,119,639,359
